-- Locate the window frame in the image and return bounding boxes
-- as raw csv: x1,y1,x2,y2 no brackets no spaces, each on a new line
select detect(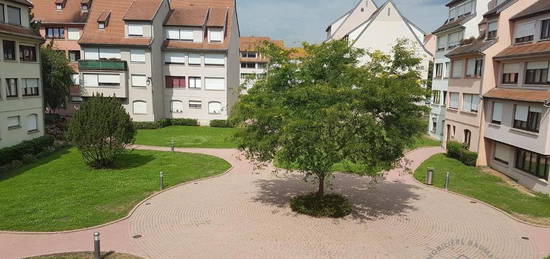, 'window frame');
6,78,18,98
513,105,541,133
189,100,202,109
7,115,20,130
165,76,186,88
26,114,39,133
524,62,550,85
22,78,39,96
69,50,81,62
7,6,21,26
19,45,36,62
3,40,15,61
542,19,550,40
491,102,503,125
46,27,65,39
208,101,223,114
515,148,550,180
188,76,202,89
